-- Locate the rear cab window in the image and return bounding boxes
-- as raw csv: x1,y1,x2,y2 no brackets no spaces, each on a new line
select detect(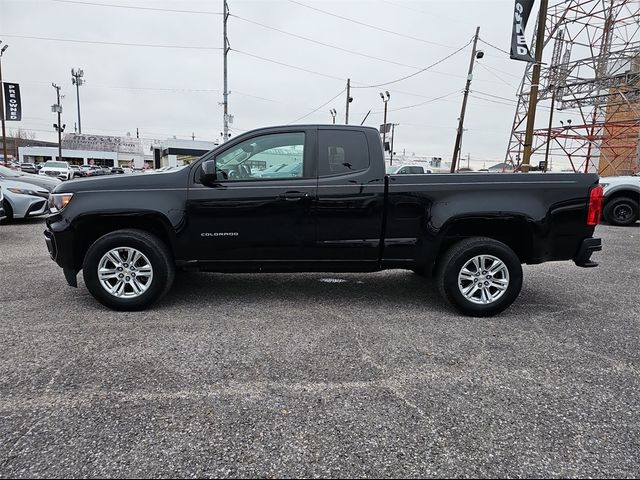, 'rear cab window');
318,130,369,177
